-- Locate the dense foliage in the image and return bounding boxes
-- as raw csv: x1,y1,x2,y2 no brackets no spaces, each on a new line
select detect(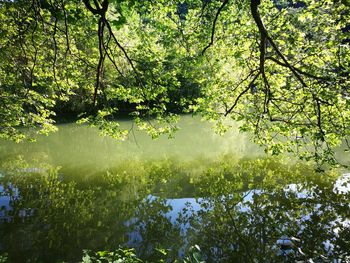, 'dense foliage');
0,0,349,164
